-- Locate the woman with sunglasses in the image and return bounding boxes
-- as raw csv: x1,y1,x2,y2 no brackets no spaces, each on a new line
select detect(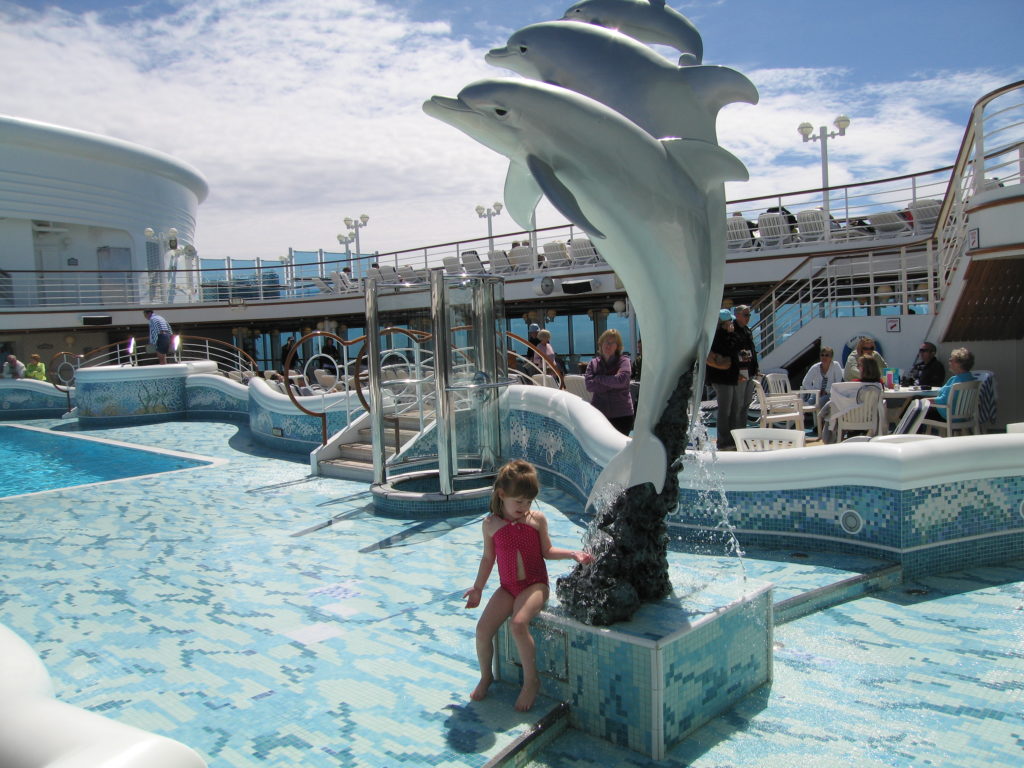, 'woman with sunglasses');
800,346,844,411
843,336,887,381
